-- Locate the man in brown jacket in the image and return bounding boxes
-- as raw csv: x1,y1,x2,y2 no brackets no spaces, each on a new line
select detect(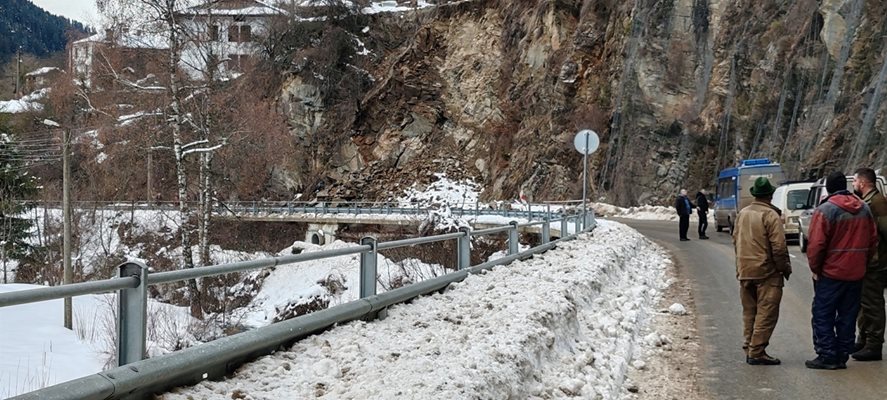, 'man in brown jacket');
852,167,887,361
733,177,792,365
